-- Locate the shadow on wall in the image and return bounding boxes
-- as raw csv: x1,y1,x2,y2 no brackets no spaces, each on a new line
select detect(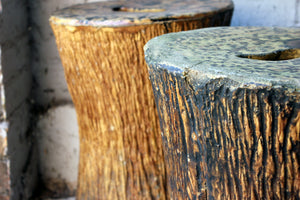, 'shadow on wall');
0,0,38,199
